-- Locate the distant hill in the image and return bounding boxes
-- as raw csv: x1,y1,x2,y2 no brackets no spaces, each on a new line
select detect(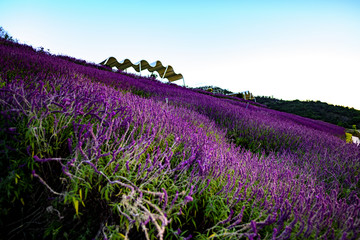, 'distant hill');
256,96,360,129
